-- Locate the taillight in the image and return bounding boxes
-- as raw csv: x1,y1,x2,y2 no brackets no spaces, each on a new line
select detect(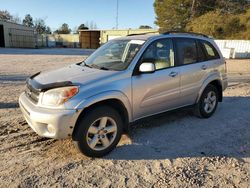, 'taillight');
224,61,227,73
